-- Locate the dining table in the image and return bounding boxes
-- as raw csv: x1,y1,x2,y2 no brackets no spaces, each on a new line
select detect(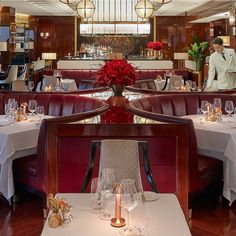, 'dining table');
40,193,191,236
0,114,51,201
183,114,236,205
